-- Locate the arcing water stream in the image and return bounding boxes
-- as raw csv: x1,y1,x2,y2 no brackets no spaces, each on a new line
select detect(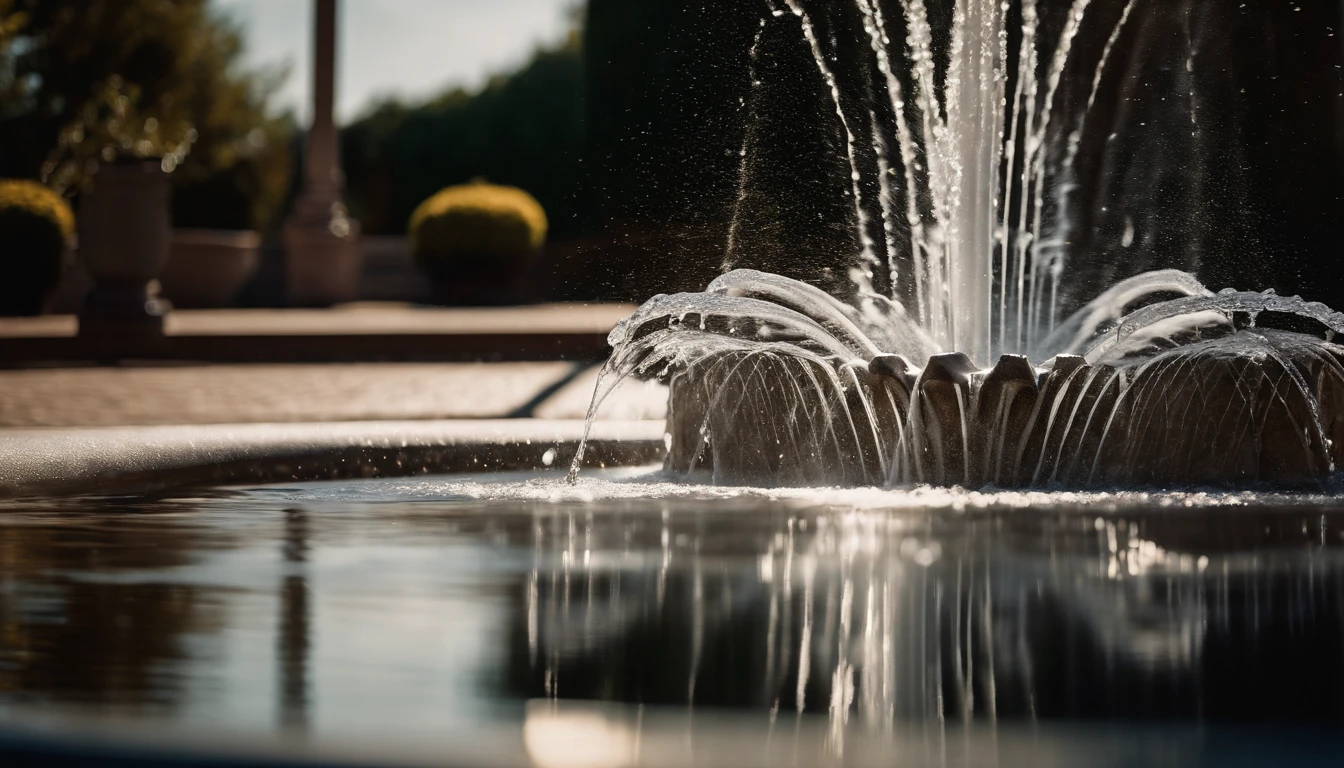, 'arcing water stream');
572,0,1344,488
